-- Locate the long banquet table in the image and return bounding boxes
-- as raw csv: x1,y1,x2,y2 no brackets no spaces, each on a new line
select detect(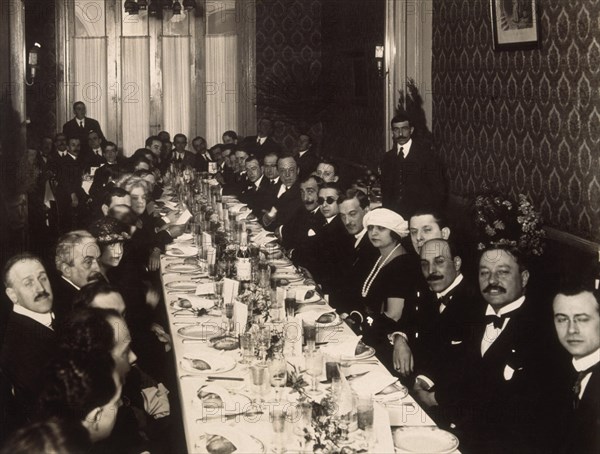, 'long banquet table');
158,195,455,453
